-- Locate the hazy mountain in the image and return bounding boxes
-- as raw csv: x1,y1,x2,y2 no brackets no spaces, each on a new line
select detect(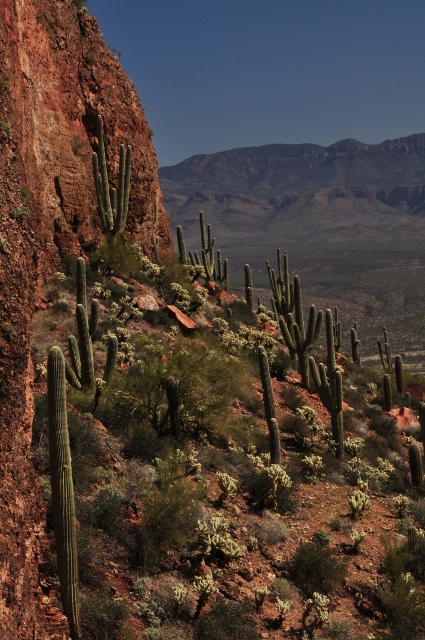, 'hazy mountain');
159,134,425,286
